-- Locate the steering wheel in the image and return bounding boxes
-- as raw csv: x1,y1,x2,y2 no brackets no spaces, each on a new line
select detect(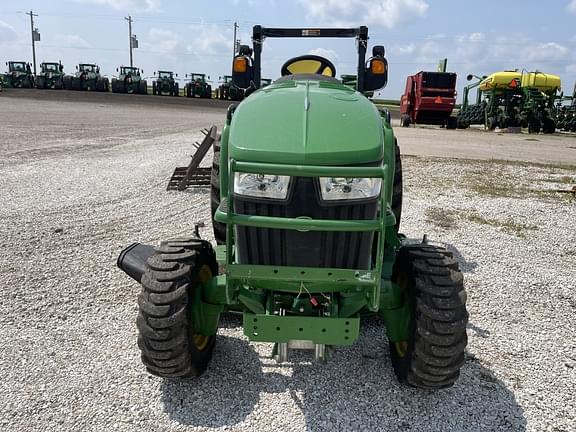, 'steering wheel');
280,55,336,78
